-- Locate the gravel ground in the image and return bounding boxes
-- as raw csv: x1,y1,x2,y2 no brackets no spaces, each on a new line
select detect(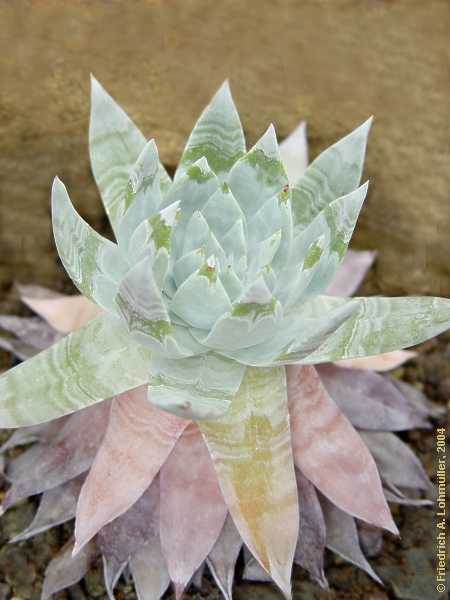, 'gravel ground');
0,334,448,600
